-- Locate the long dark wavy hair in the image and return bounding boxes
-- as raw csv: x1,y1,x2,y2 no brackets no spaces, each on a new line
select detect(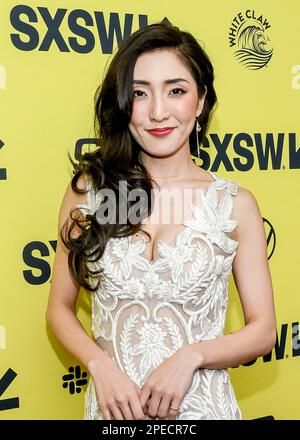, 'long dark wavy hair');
60,21,217,292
